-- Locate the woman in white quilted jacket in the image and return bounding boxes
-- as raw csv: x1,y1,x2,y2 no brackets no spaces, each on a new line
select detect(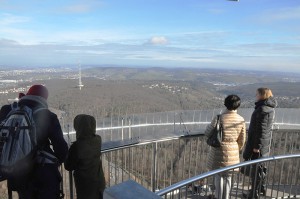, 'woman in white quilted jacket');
205,95,246,199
